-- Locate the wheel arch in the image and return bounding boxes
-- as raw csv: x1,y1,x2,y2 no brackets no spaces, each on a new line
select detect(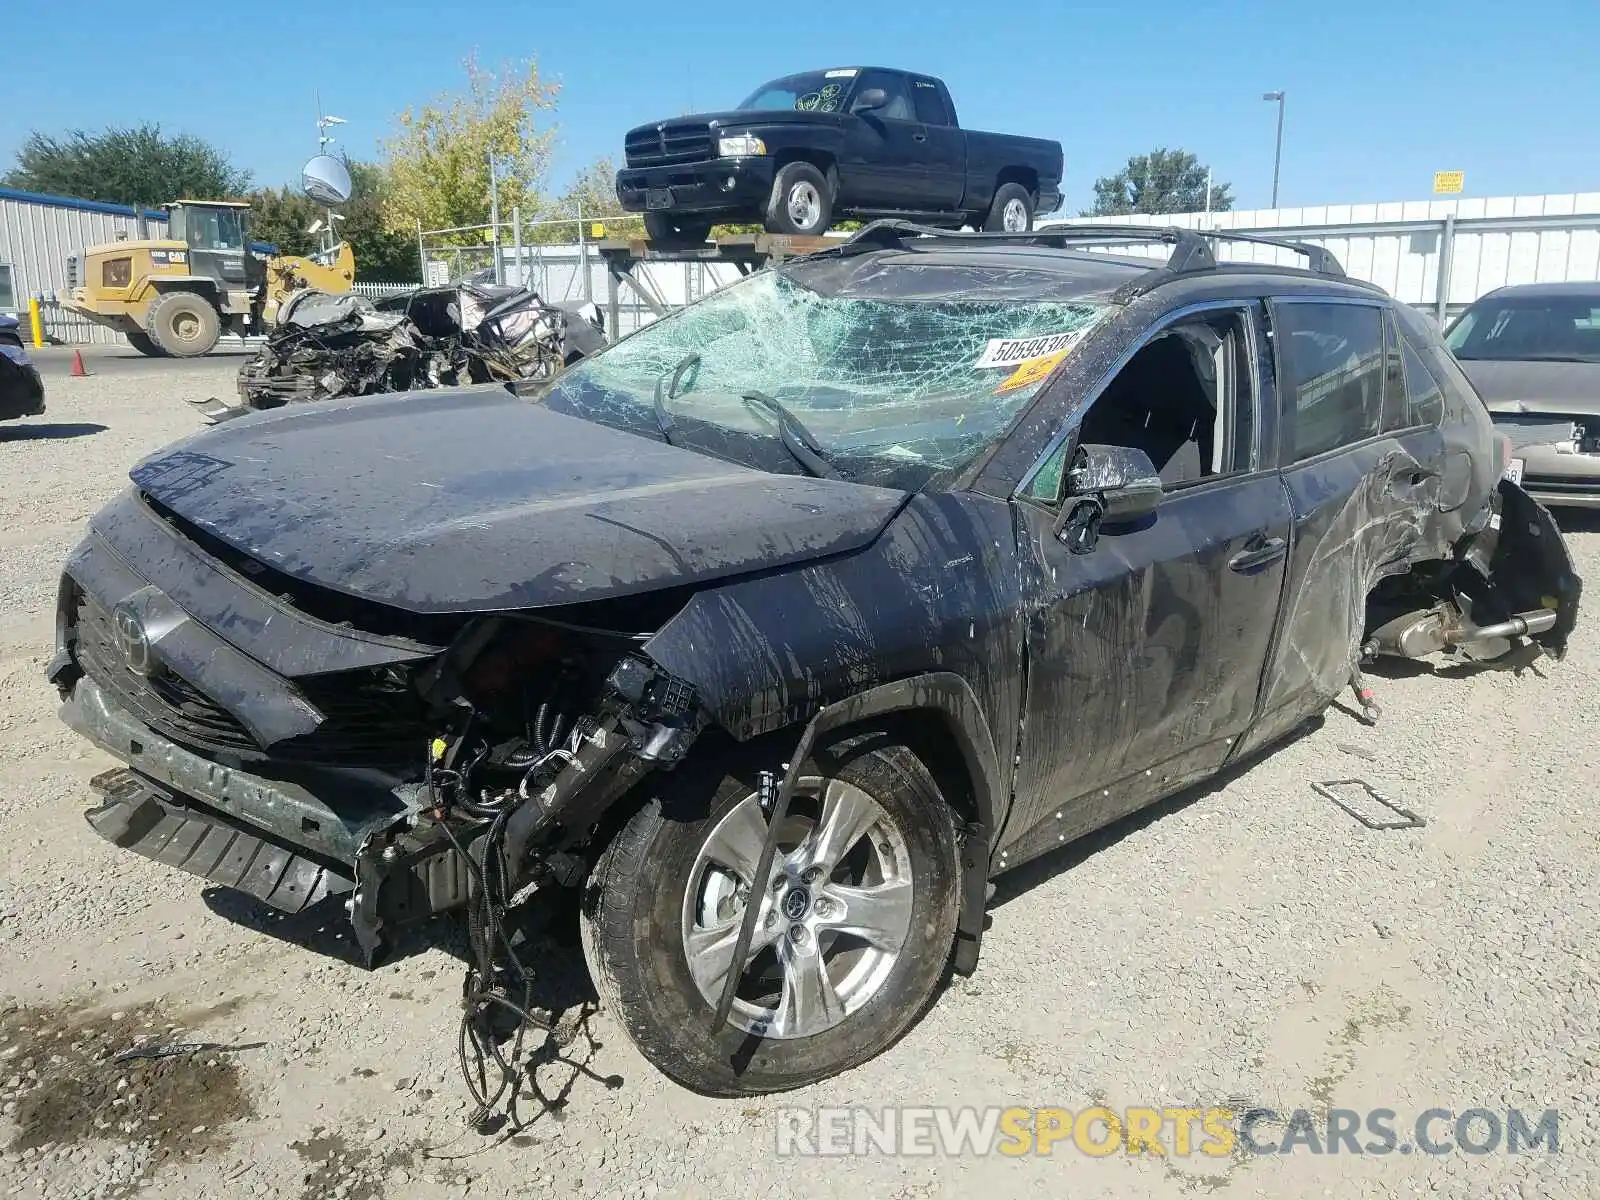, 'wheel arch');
995,166,1039,200
773,147,838,189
